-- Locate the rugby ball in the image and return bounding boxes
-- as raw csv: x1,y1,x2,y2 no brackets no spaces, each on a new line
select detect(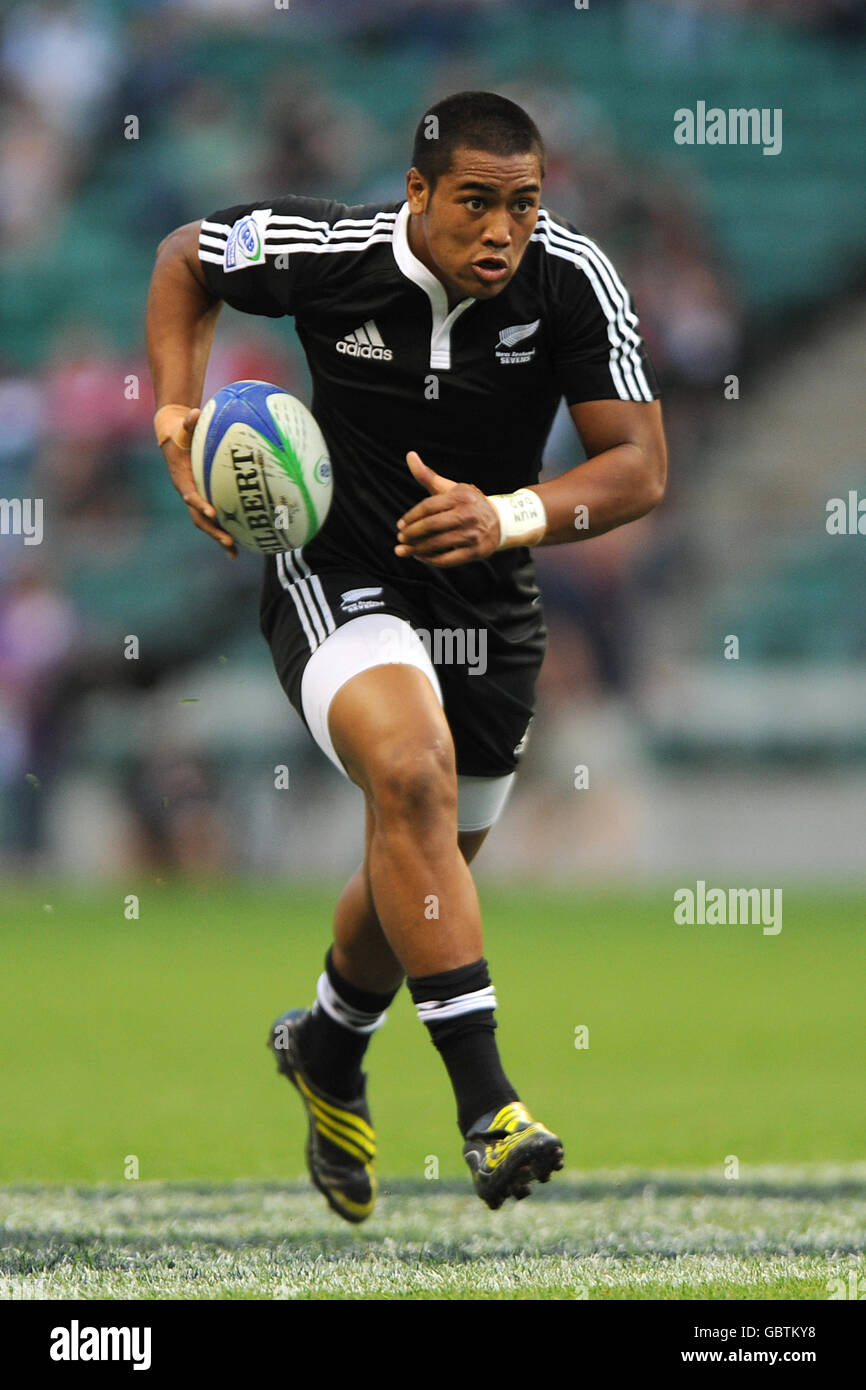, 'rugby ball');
191,380,332,553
